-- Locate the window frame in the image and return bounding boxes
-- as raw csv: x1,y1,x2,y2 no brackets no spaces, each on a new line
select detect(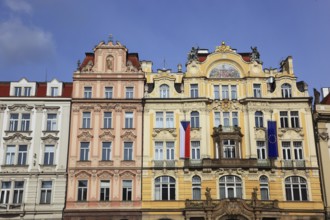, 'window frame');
102,142,112,161
192,176,201,200
219,175,242,199
281,83,292,98
255,111,264,128
160,84,170,98
154,176,176,200
80,142,90,161
84,87,92,99
82,112,91,129
122,180,132,201
190,111,200,128
285,176,308,201
100,180,110,201
253,84,262,98
190,84,199,98
103,112,112,129
125,87,134,99
77,180,88,201
123,142,133,160
105,87,113,99
191,141,200,160
125,112,133,129
40,181,52,204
